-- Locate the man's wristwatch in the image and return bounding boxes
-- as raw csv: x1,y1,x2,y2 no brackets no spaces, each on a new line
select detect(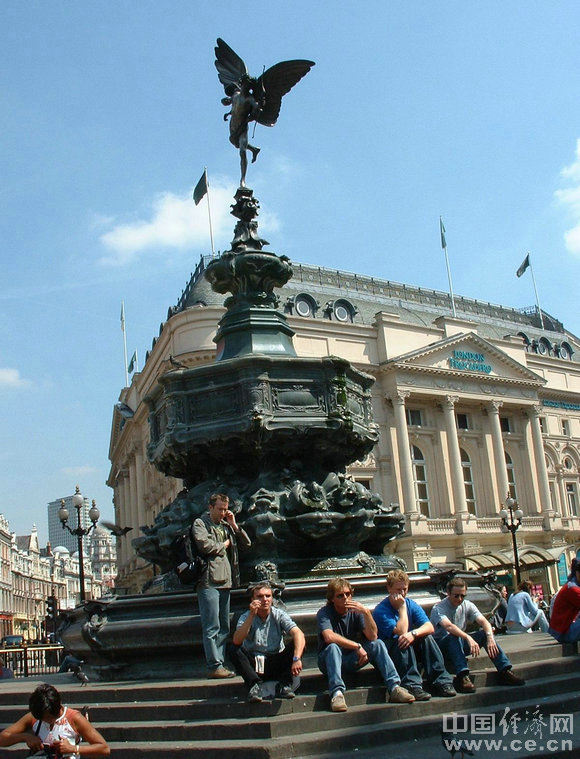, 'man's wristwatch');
411,629,418,638
292,656,301,662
